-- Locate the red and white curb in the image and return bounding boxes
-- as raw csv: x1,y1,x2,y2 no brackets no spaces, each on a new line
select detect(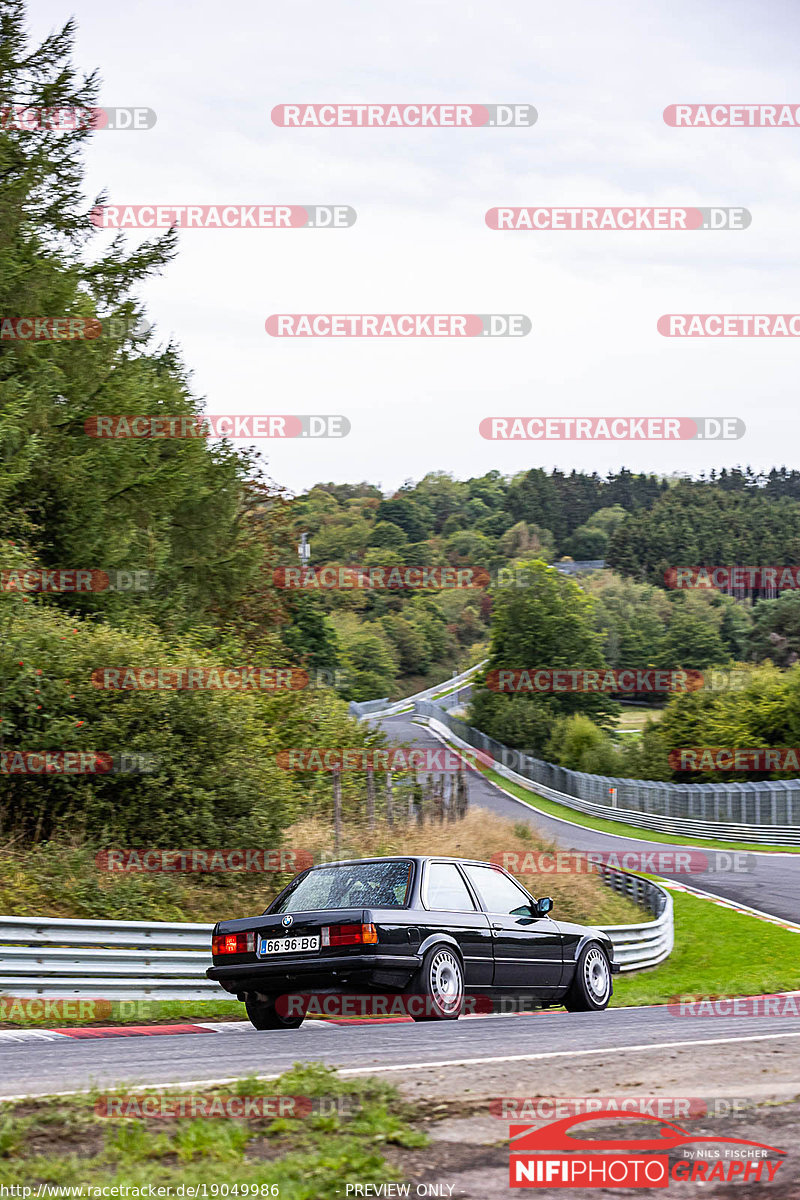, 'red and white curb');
0,1009,551,1043
0,1019,343,1043
660,878,800,933
0,1020,253,1043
